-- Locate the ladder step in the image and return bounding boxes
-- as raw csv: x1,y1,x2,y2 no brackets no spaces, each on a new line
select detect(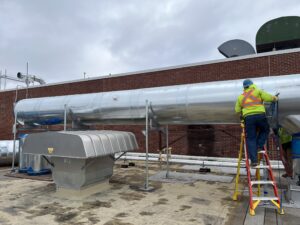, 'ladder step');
251,181,274,185
253,165,269,169
258,151,266,154
240,164,269,169
252,196,278,201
